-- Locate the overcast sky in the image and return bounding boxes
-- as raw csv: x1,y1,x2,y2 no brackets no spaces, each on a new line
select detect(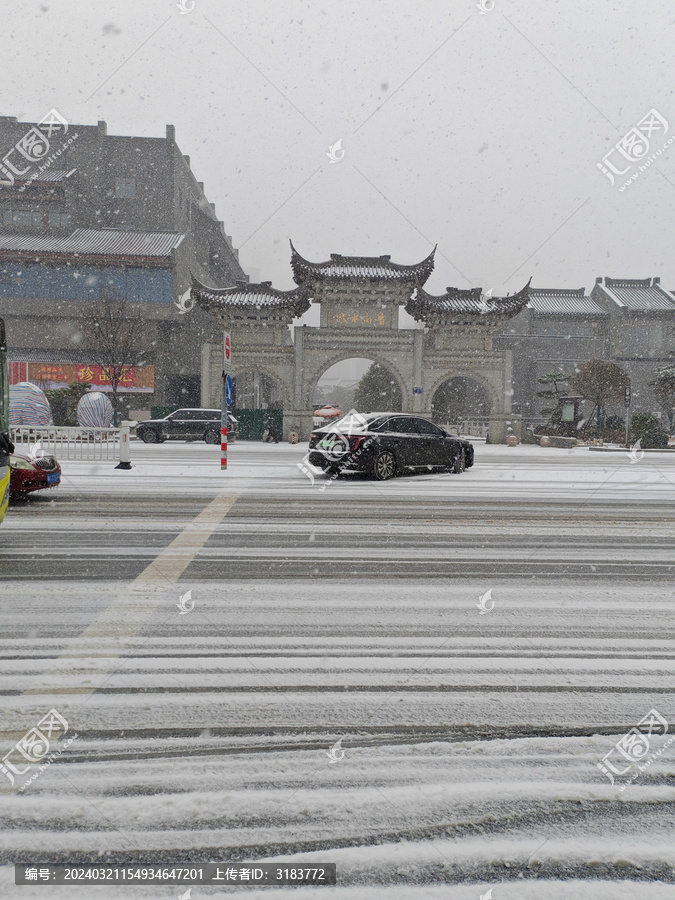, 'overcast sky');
3,0,675,305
